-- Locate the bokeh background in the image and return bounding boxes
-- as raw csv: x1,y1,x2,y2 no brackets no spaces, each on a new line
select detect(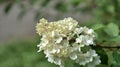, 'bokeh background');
0,0,120,67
